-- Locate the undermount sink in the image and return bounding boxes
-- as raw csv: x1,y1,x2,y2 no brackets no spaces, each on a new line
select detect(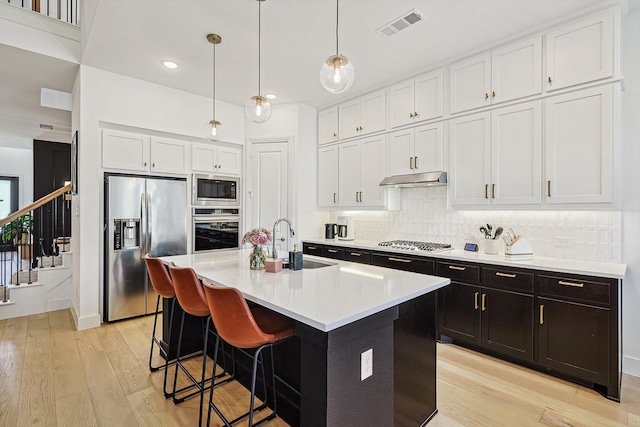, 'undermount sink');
302,258,334,269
